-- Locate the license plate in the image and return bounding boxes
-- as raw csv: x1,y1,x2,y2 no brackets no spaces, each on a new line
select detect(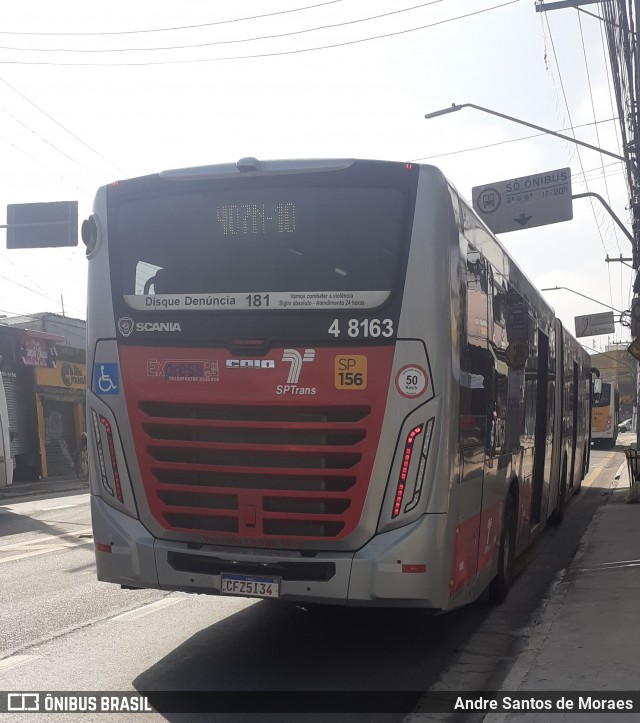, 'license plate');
220,573,280,599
